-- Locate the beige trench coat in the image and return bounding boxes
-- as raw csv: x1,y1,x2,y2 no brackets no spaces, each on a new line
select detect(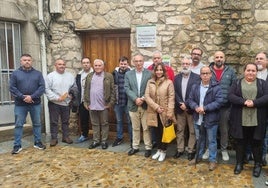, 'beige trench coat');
145,77,176,127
